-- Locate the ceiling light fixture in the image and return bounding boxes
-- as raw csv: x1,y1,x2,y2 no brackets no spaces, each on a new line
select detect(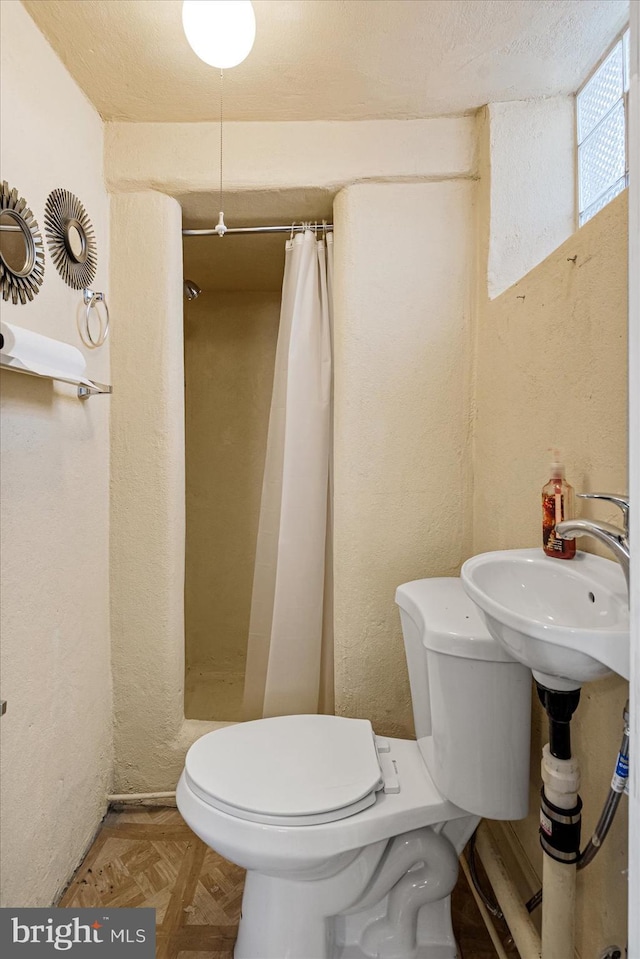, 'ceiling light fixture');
182,1,256,69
